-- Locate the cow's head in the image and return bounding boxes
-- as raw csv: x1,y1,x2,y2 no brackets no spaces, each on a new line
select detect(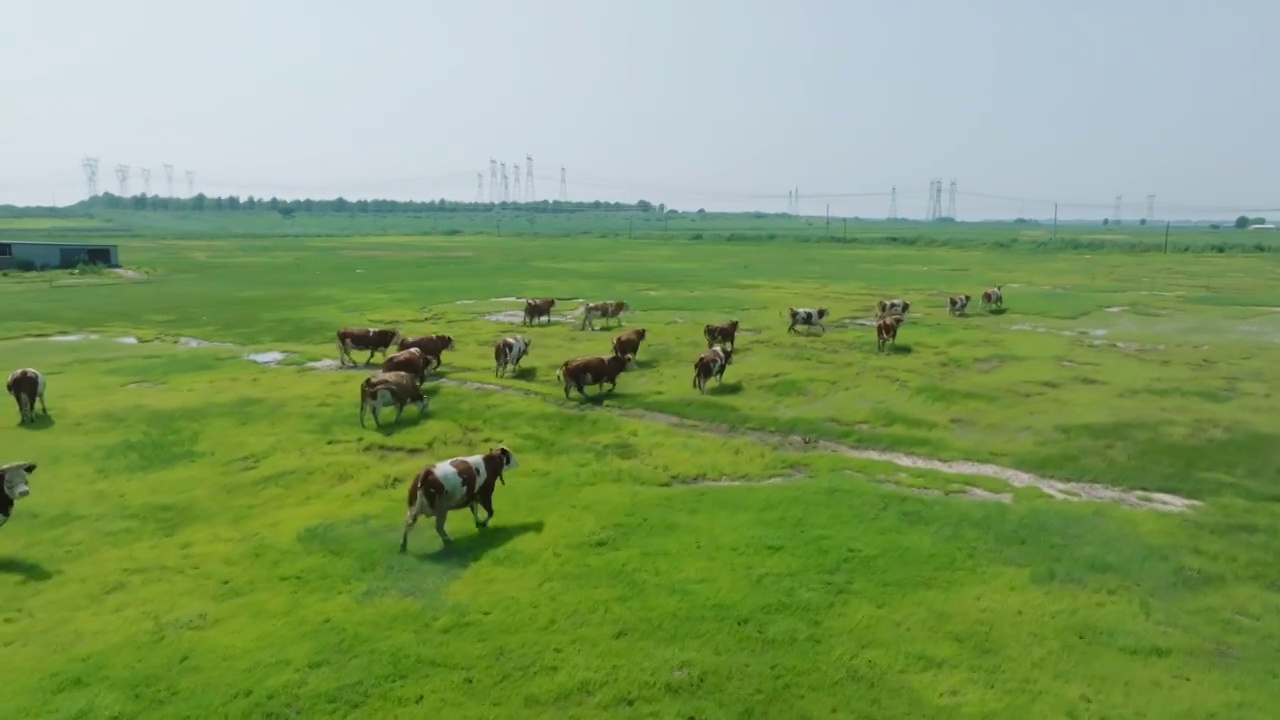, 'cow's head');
518,335,531,349
610,354,639,372
388,329,404,347
719,347,734,365
961,294,970,304
817,308,829,320
1,461,35,502
443,335,455,350
900,301,911,313
727,319,739,330
490,445,518,484
634,328,647,341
